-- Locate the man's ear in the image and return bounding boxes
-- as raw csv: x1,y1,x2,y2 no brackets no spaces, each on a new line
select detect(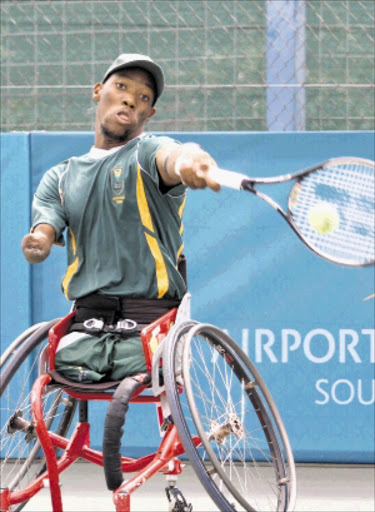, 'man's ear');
92,83,103,102
147,107,156,122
